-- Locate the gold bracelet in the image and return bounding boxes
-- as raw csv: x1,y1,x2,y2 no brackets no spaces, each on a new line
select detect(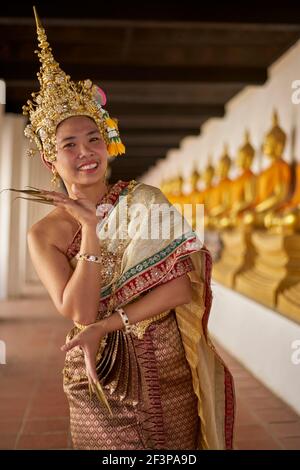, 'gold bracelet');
75,253,102,264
